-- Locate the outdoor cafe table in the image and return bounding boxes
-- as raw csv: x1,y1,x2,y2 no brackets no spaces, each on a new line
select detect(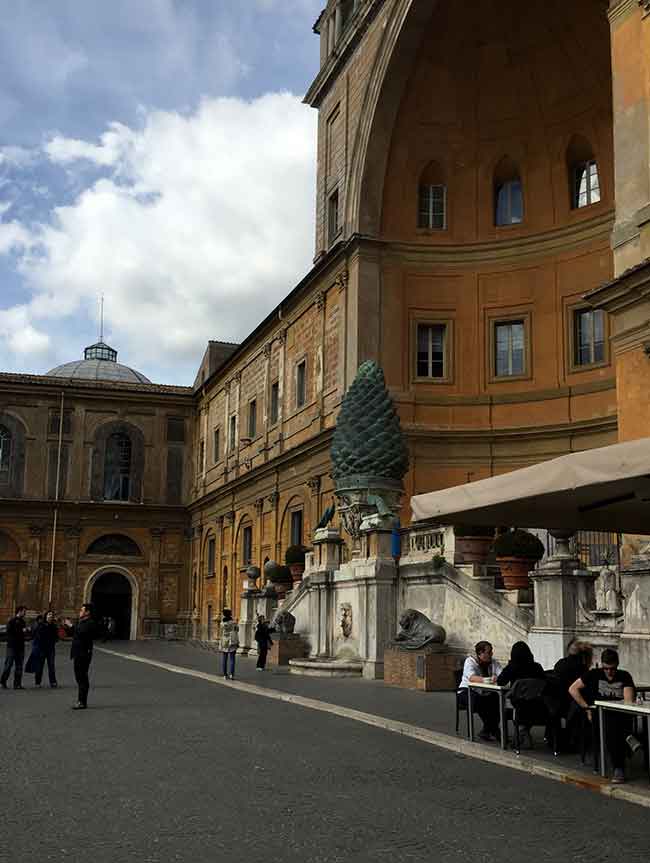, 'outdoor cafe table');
467,681,510,750
594,699,650,782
